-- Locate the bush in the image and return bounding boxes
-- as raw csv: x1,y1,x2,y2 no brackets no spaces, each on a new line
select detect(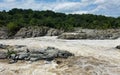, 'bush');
7,49,16,57
7,22,18,31
6,22,20,36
